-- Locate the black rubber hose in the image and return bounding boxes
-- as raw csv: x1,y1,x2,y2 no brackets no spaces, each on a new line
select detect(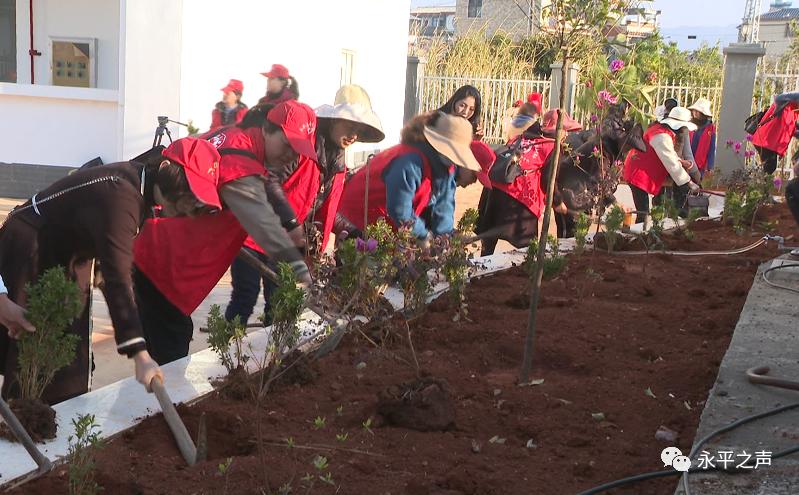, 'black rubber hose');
575,401,799,495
